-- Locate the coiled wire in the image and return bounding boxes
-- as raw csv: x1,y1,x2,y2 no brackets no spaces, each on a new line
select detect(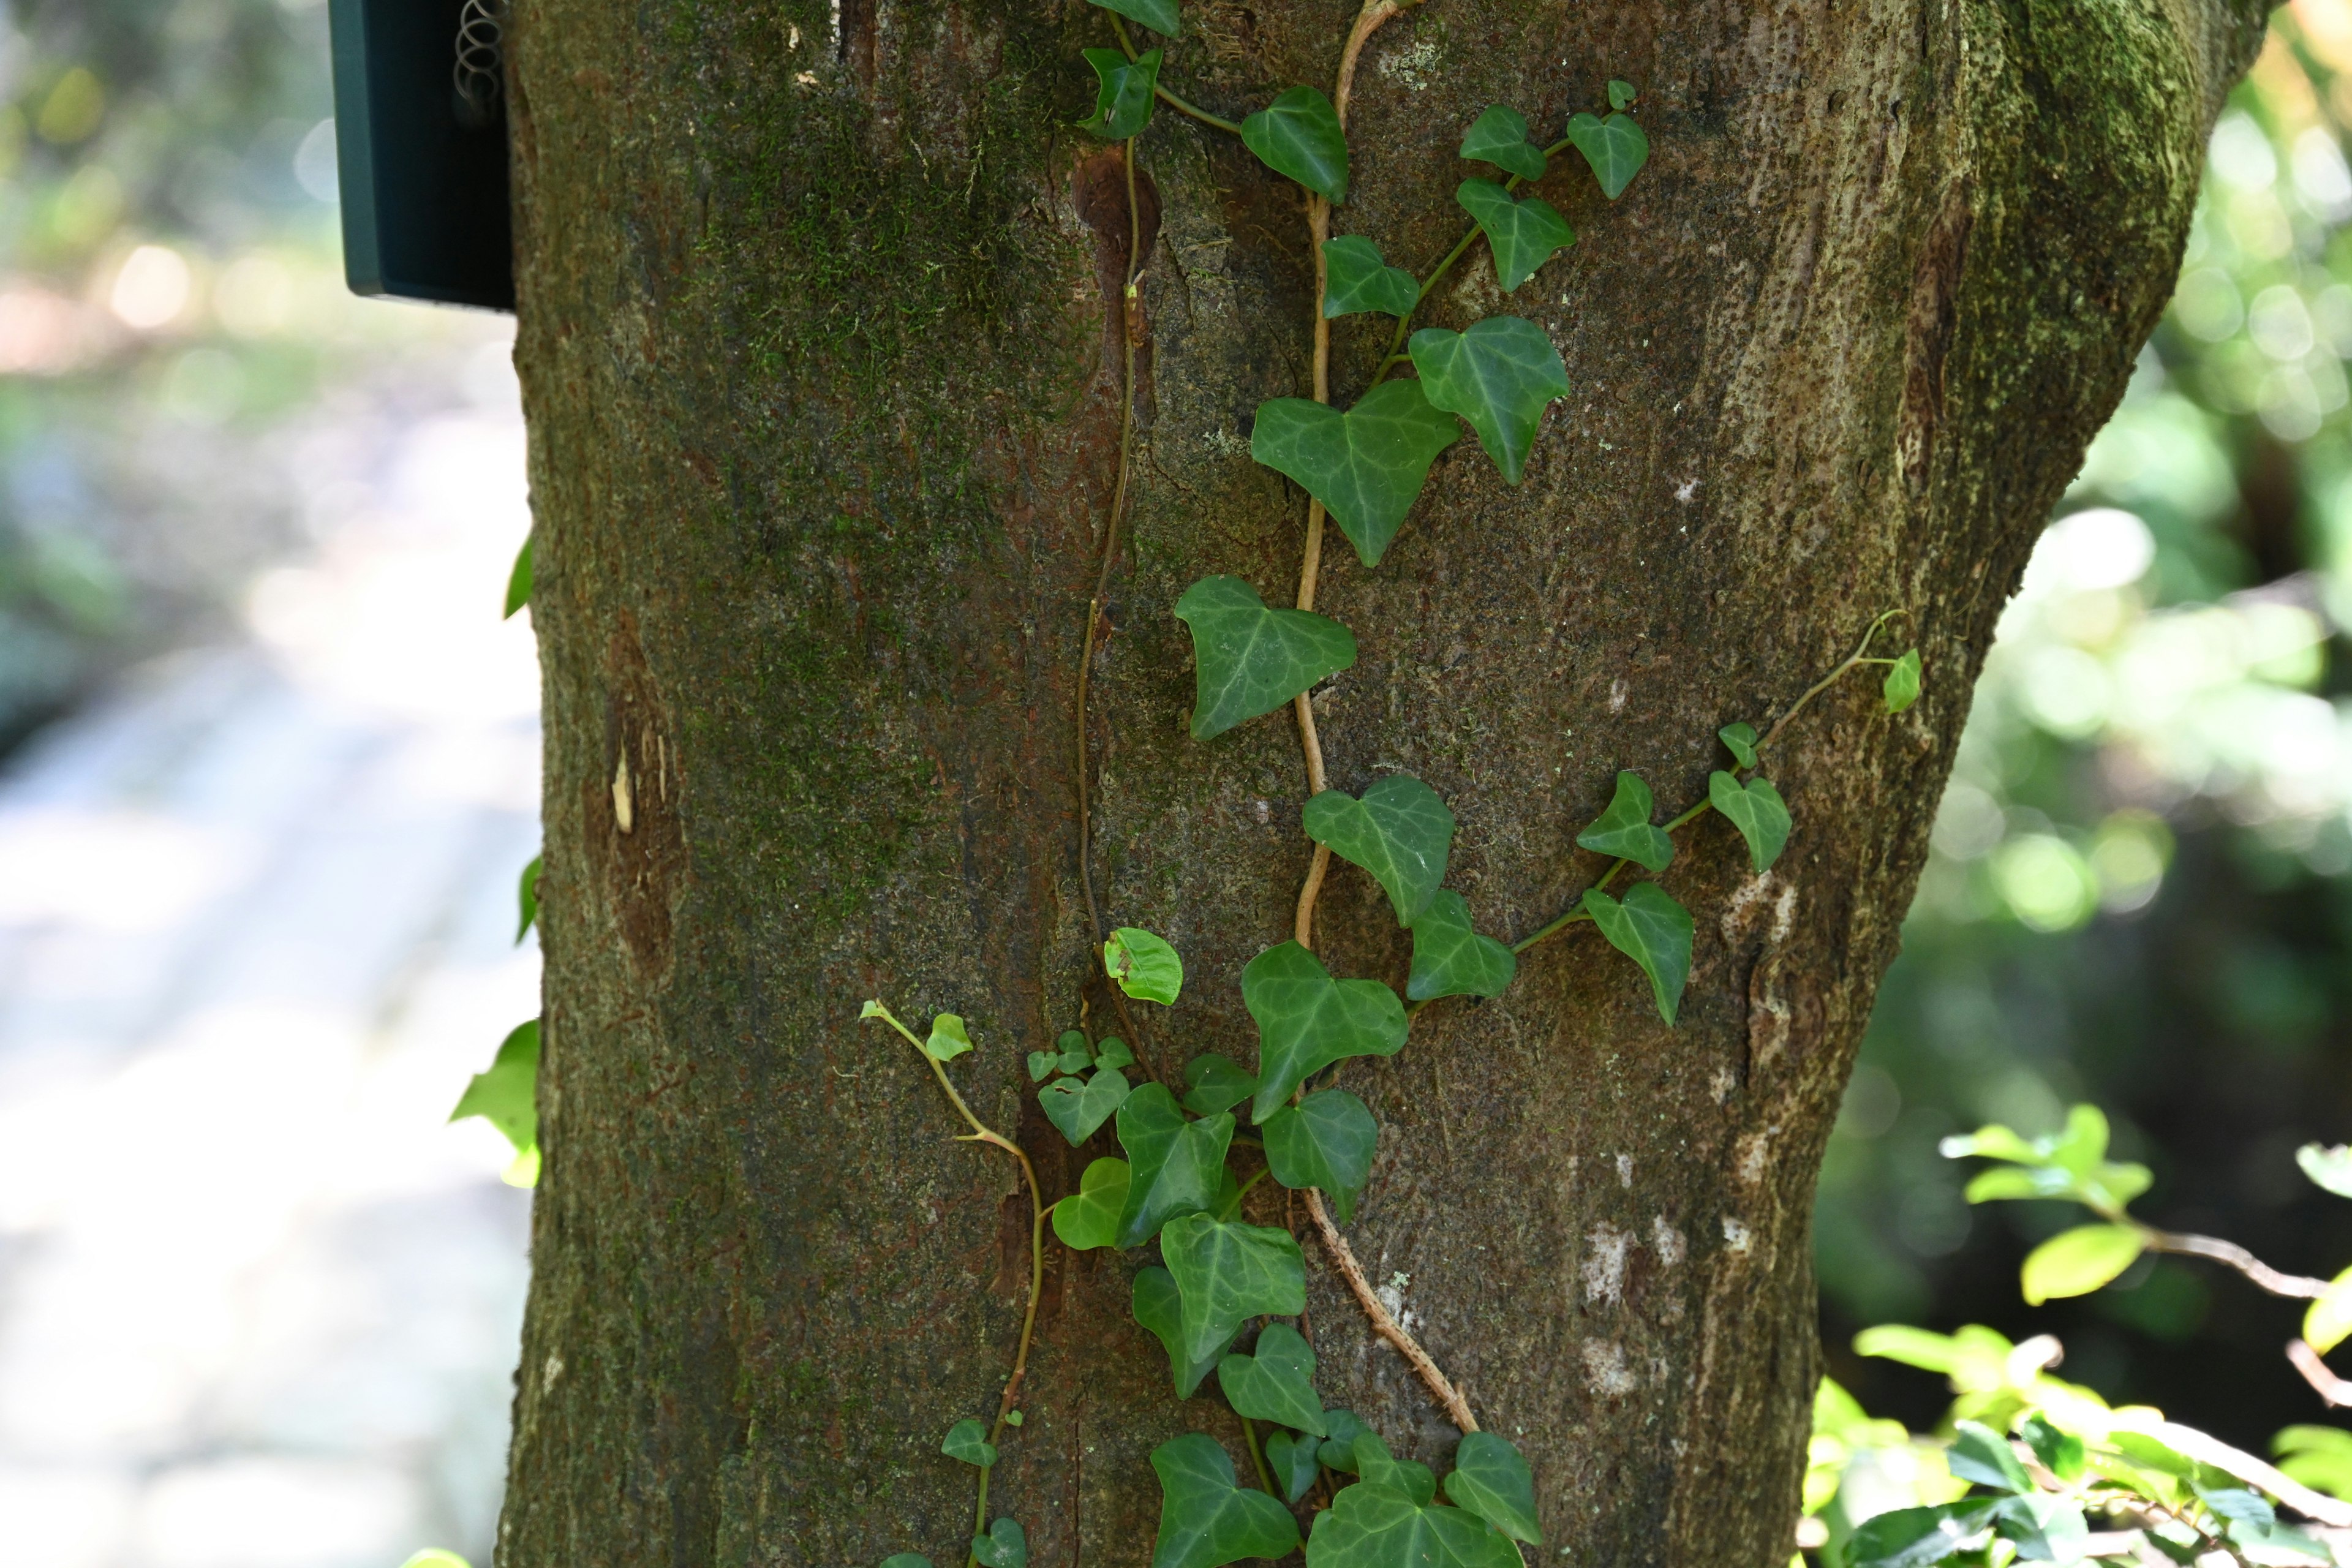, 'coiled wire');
453,0,504,129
